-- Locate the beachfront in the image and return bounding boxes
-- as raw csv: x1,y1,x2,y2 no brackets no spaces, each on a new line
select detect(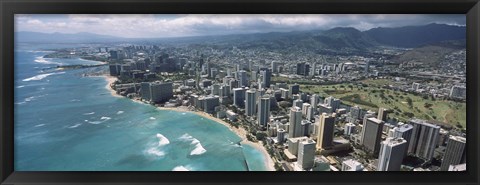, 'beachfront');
102,74,275,171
